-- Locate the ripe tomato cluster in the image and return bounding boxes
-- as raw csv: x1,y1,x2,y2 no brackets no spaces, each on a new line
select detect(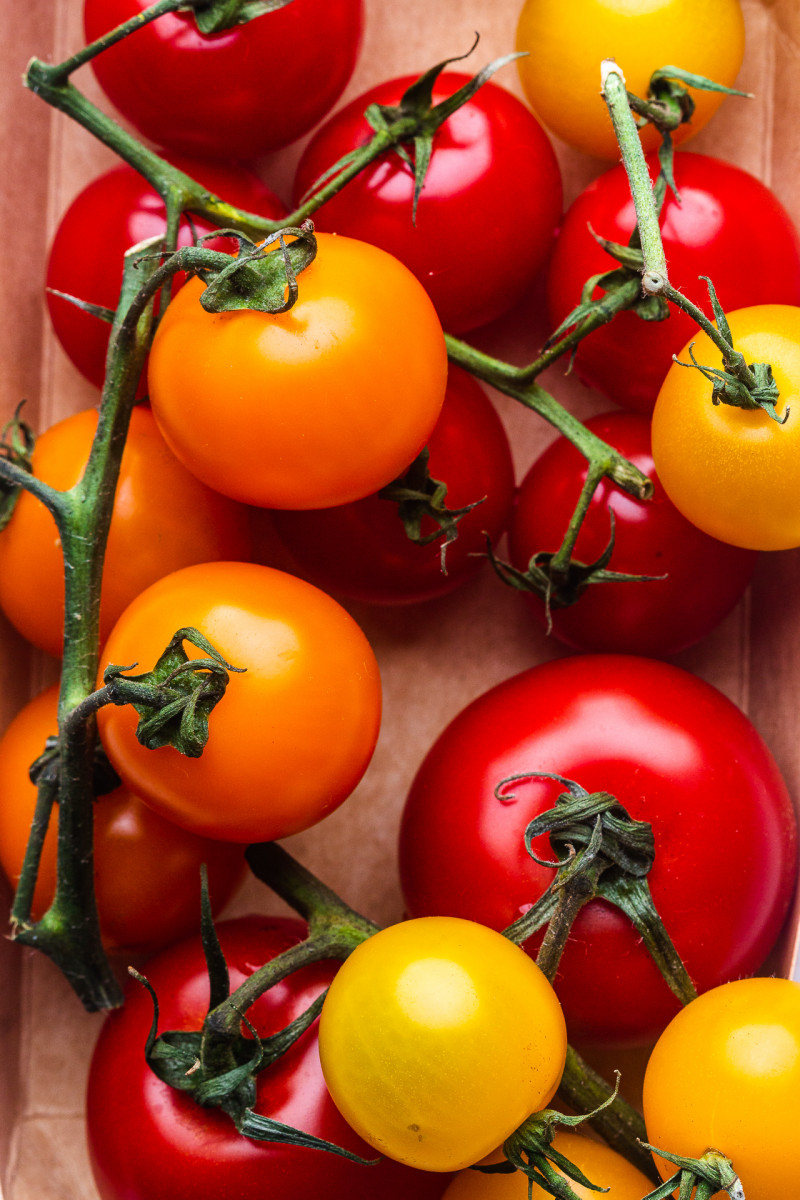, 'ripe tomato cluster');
4,1,800,1200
